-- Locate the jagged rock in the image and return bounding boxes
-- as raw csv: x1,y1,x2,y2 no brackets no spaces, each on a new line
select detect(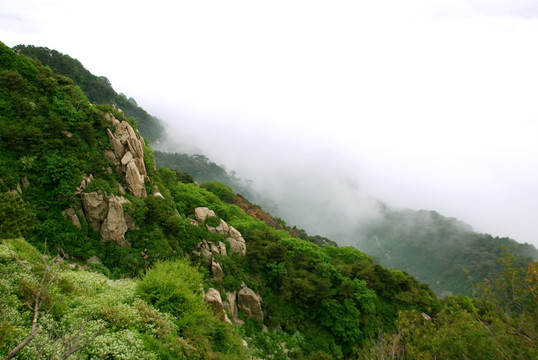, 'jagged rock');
237,283,263,321
204,288,224,315
121,151,133,165
125,161,146,197
218,241,227,256
212,259,224,282
81,192,131,245
61,208,81,229
21,176,29,187
76,174,94,193
223,291,238,321
101,196,130,246
195,207,246,256
227,226,246,256
105,118,148,197
194,240,214,265
106,128,125,159
194,207,216,223
103,150,121,176
81,192,108,231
